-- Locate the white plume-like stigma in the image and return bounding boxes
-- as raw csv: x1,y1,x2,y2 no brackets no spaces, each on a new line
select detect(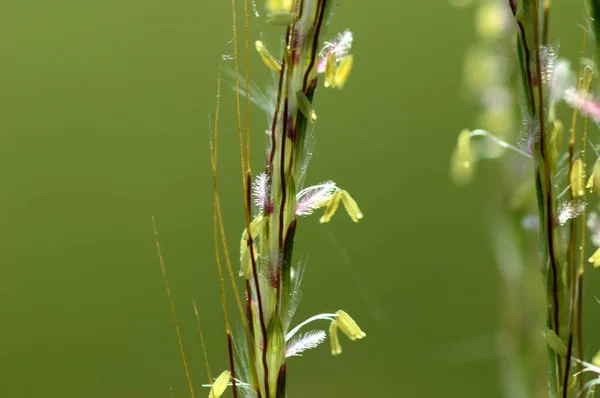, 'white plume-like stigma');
538,44,557,85
317,30,353,73
285,330,327,358
557,200,586,226
295,181,338,216
252,172,272,211
549,58,573,107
